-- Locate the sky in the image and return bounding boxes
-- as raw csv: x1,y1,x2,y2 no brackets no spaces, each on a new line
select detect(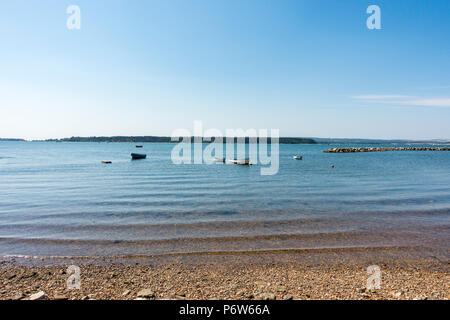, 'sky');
0,0,449,140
